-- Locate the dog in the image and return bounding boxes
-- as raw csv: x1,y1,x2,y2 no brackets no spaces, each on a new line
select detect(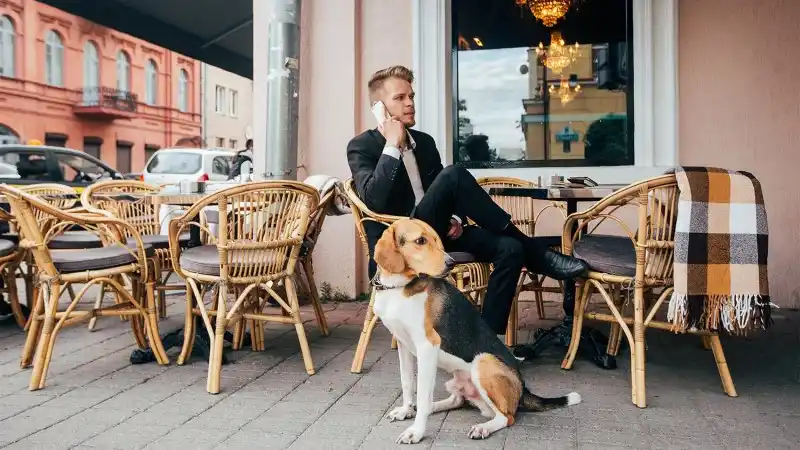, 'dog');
372,219,581,444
